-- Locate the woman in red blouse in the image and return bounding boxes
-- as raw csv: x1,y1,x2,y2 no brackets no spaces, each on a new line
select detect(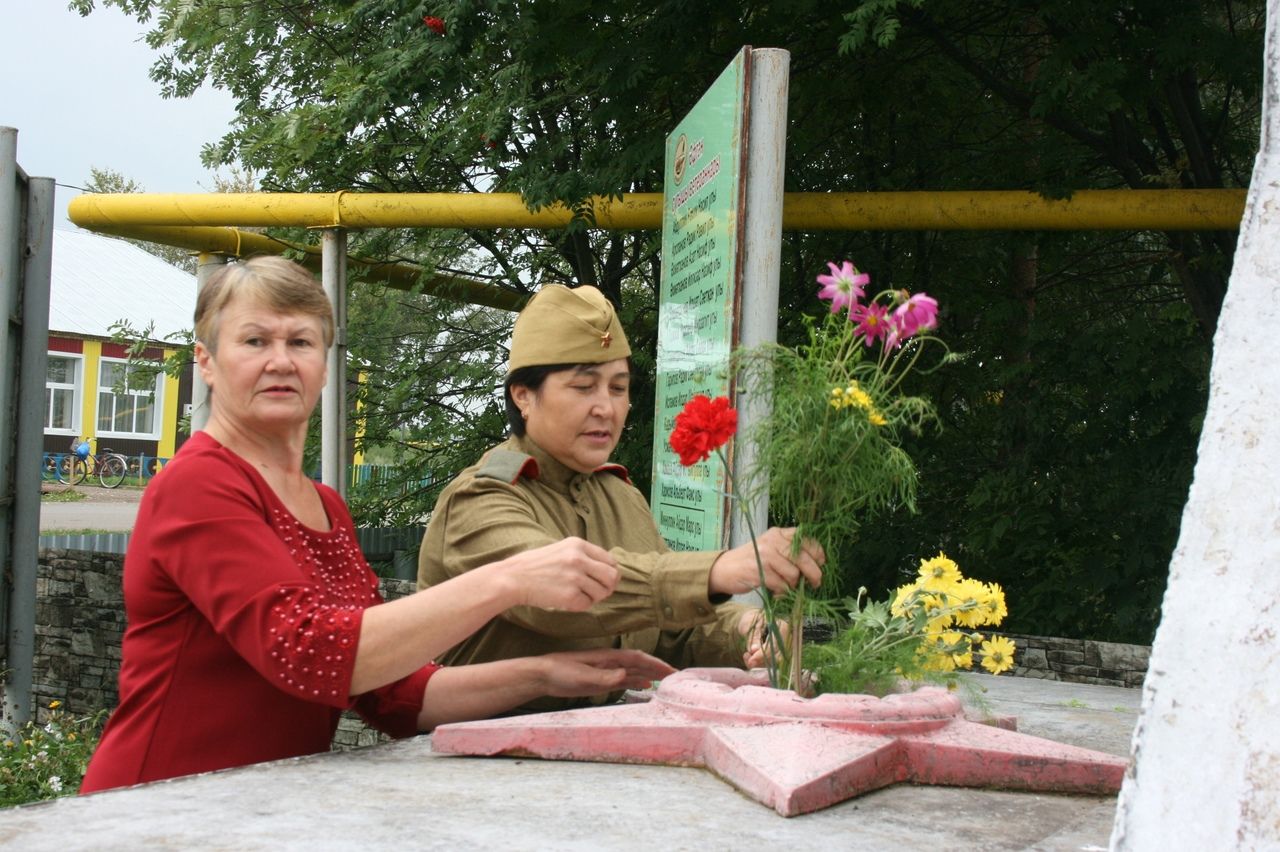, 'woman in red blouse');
80,257,672,793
